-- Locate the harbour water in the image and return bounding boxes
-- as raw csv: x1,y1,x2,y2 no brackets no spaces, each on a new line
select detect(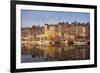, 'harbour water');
21,44,90,63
